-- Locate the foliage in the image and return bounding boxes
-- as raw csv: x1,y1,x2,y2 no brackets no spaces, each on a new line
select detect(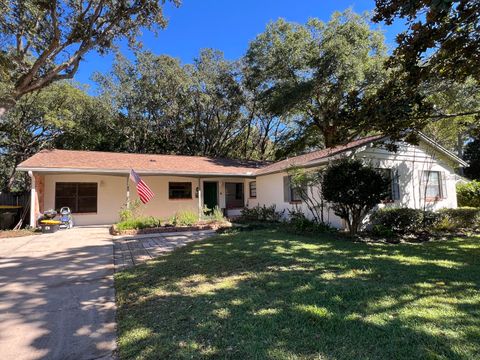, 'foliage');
322,158,390,235
372,208,436,234
464,137,480,180
170,210,198,227
374,0,480,82
239,204,284,222
95,49,286,160
370,224,395,238
119,200,143,222
115,229,480,359
288,167,325,223
116,216,162,231
0,0,178,114
245,10,388,148
435,207,480,231
286,209,333,234
457,180,480,207
202,205,226,223
0,81,113,191
422,78,480,155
